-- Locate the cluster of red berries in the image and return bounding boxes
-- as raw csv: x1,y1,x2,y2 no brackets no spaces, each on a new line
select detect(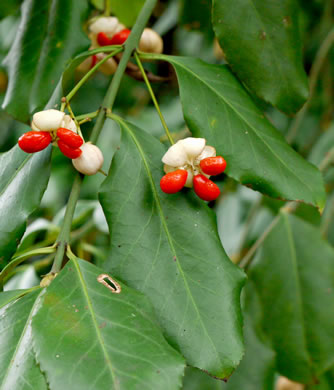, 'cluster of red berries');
159,138,226,201
18,127,83,159
17,109,104,176
97,29,131,47
18,128,83,159
160,156,226,201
